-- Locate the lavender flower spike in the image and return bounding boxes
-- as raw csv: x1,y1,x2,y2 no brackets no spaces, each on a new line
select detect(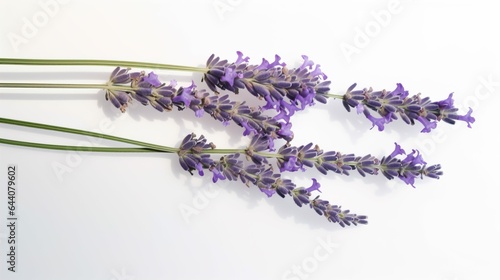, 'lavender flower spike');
203,52,331,119
274,141,442,187
342,83,475,132
104,67,293,142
